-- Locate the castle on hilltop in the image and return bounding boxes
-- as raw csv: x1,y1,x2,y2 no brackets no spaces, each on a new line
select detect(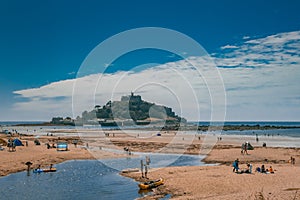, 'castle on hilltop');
67,93,186,127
